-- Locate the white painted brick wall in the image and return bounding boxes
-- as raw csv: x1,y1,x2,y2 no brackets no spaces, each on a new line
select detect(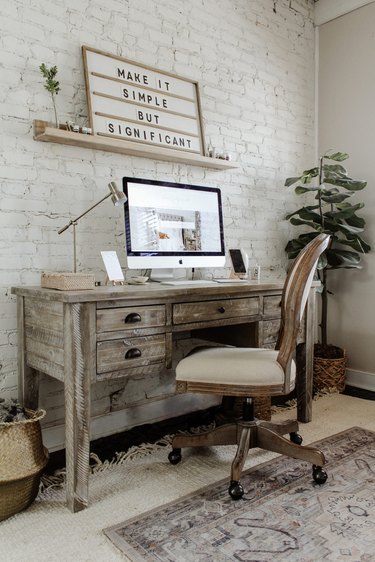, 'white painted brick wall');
0,0,315,424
